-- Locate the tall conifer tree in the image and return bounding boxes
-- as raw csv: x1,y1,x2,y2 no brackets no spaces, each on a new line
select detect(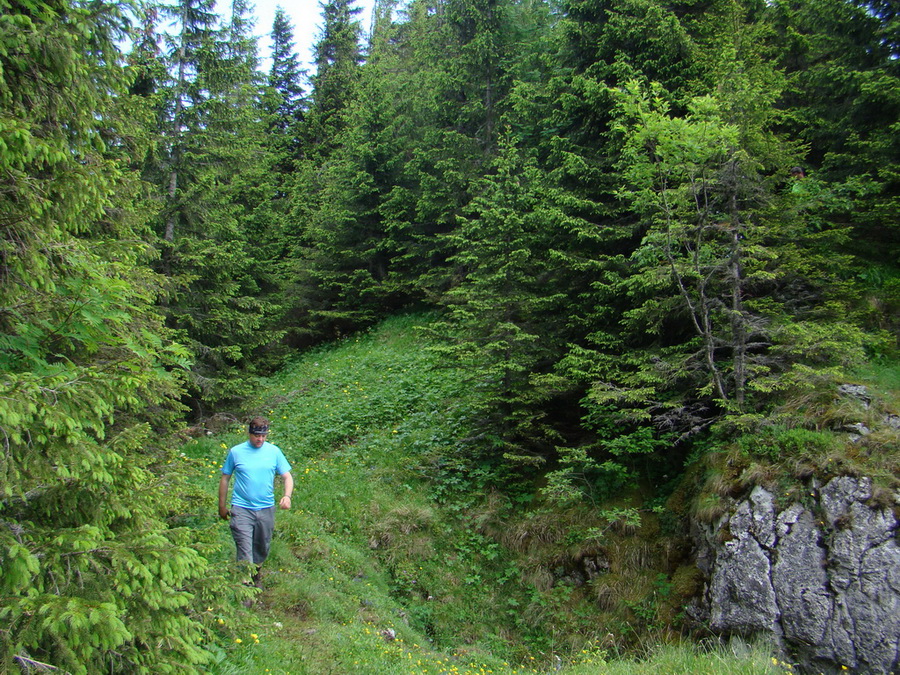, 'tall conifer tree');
0,0,233,670
769,0,899,309
430,136,571,469
307,0,364,152
269,6,307,136
147,0,278,403
280,0,368,344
